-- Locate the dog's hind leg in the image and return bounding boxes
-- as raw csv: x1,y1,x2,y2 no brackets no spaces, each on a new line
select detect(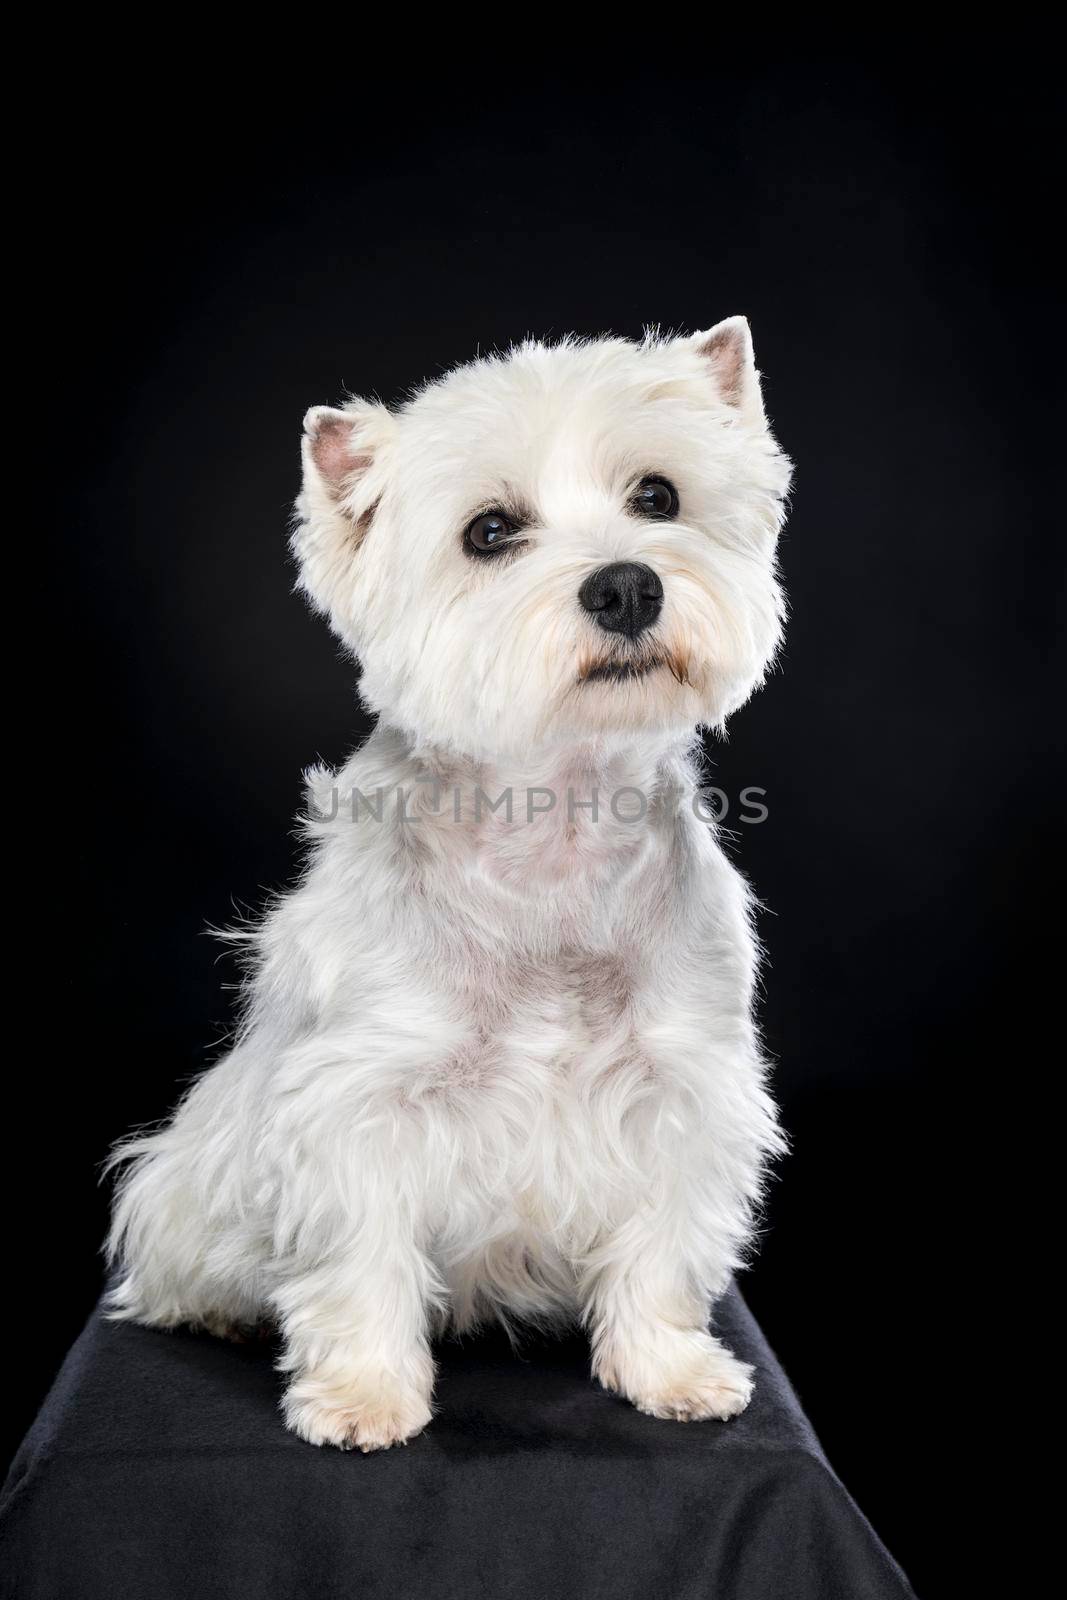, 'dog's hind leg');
105,1046,268,1333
